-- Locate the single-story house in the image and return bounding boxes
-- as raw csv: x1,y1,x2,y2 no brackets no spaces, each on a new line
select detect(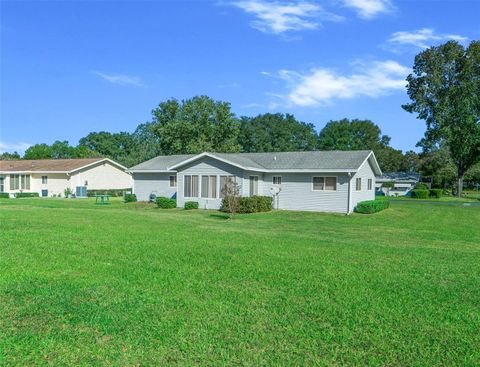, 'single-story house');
129,150,382,213
375,172,420,196
0,158,132,197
